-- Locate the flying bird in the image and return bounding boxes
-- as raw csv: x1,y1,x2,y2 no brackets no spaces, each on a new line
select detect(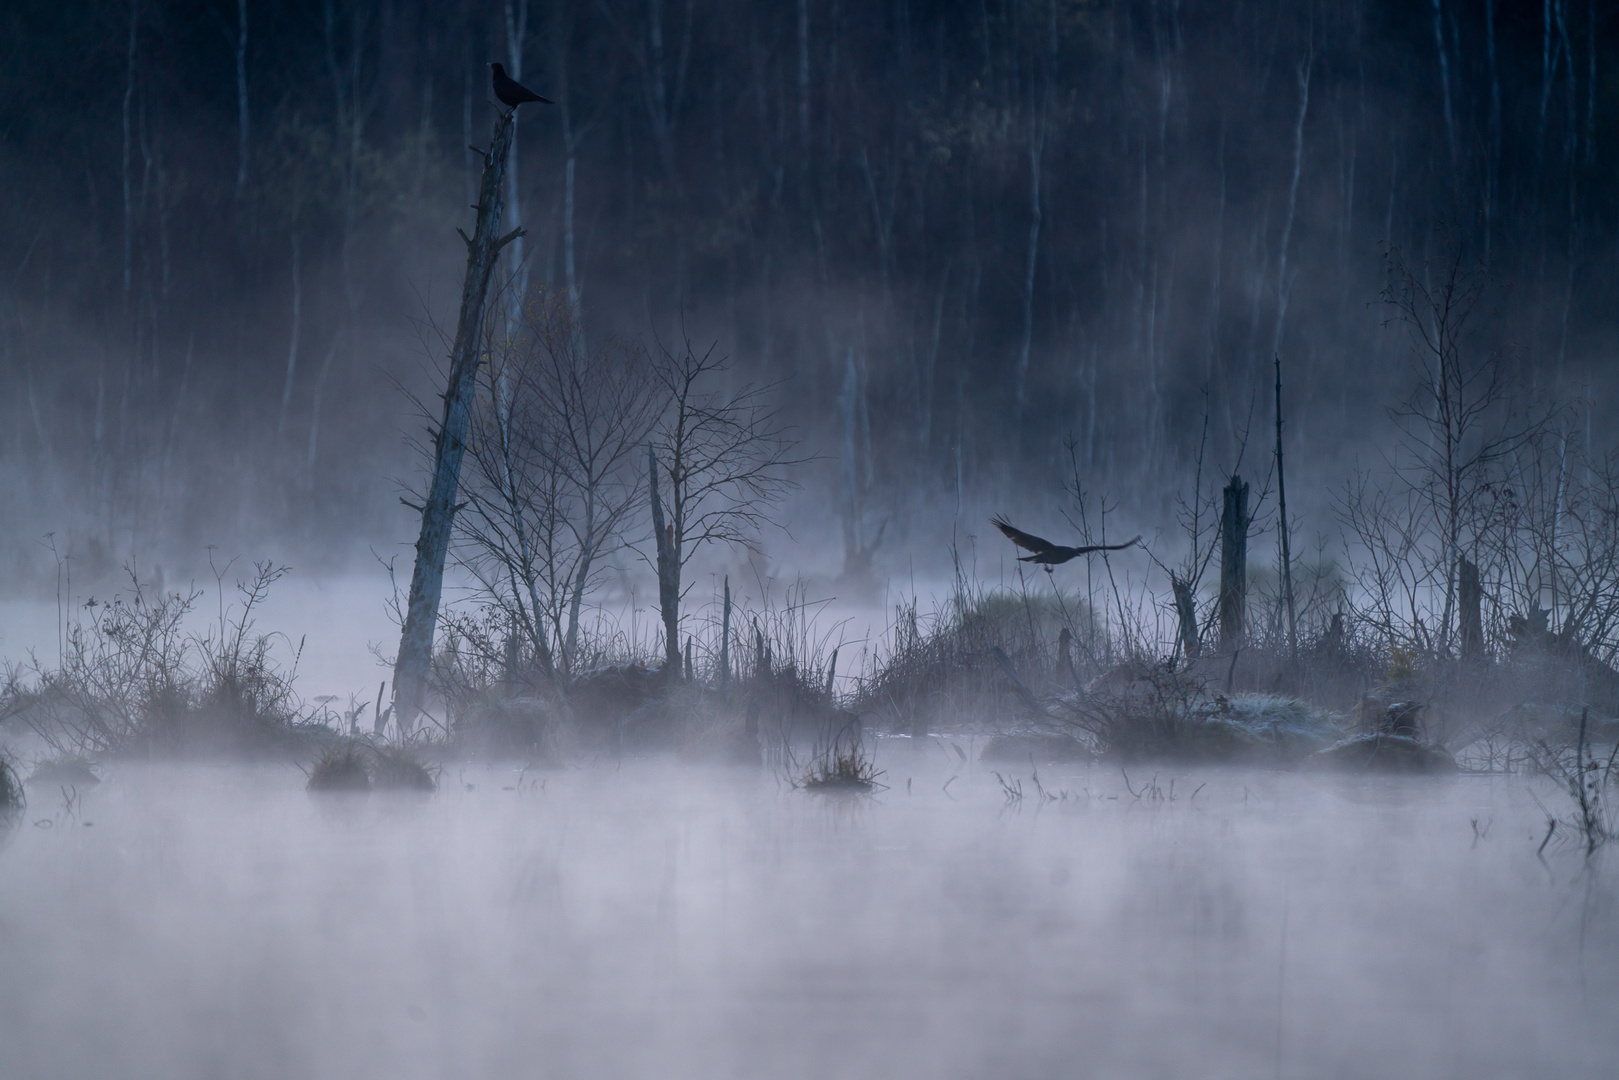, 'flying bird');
490,63,553,109
991,516,1141,568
